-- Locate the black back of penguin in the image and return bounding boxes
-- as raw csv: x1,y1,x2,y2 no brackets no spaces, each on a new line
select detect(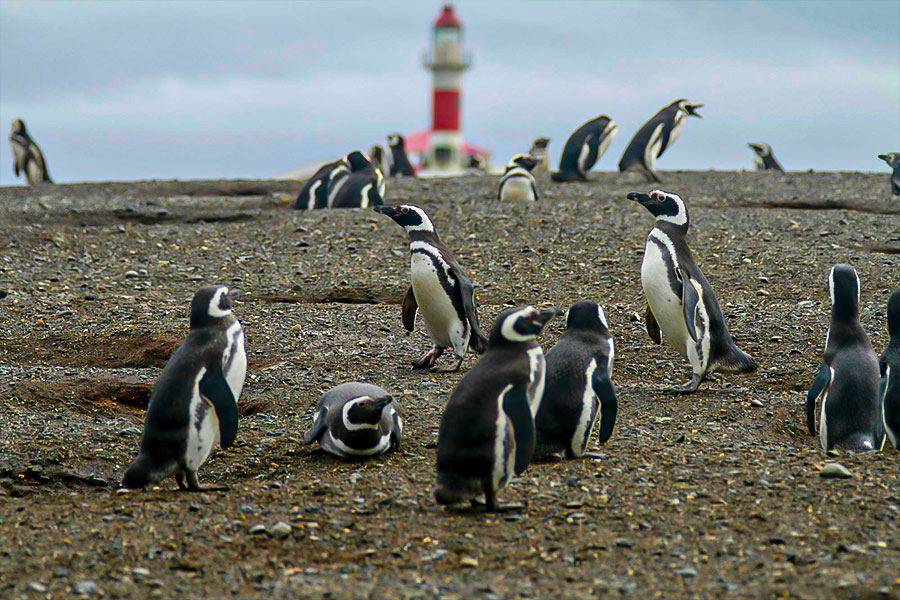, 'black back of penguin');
807,265,880,452
293,159,347,210
879,289,900,449
304,382,401,457
536,301,617,460
552,115,616,182
332,151,385,208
